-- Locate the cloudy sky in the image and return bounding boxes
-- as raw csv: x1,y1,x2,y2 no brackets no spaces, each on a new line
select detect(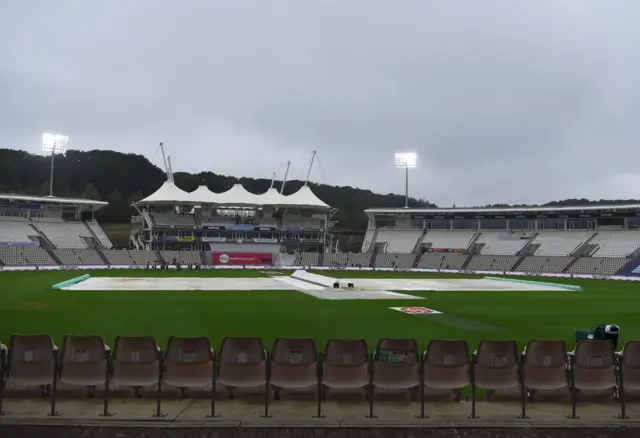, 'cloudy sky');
2,1,640,207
